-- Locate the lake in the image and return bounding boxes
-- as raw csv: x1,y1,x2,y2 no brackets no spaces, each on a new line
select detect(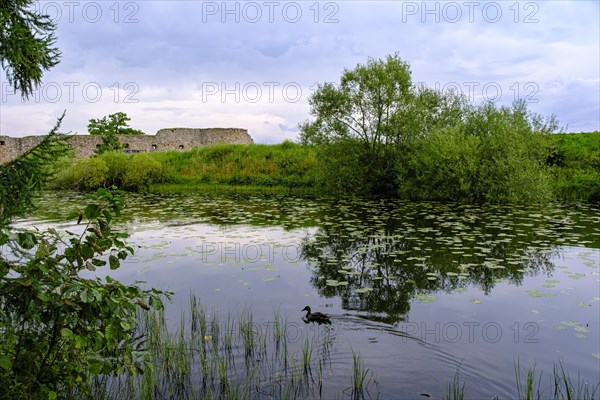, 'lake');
18,191,600,398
